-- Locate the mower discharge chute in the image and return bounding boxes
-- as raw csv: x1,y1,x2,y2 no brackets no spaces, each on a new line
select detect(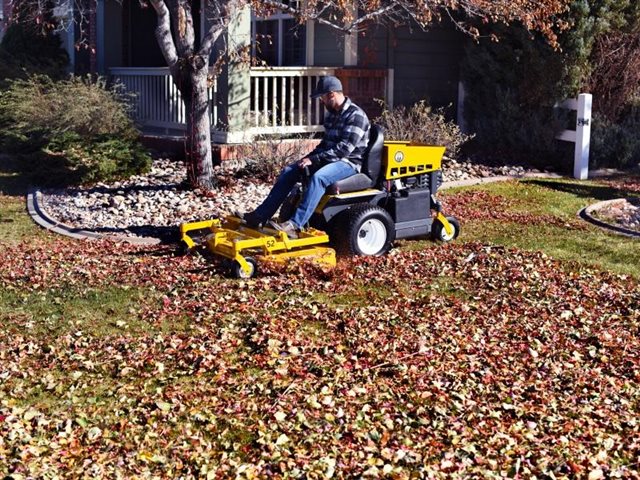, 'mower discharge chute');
179,125,460,278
